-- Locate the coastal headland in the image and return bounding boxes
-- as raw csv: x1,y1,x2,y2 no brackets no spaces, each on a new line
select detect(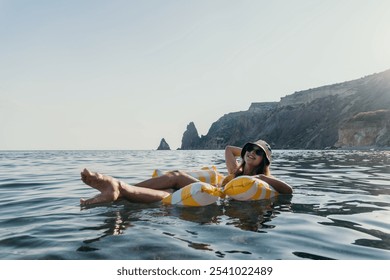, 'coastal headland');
171,69,390,150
